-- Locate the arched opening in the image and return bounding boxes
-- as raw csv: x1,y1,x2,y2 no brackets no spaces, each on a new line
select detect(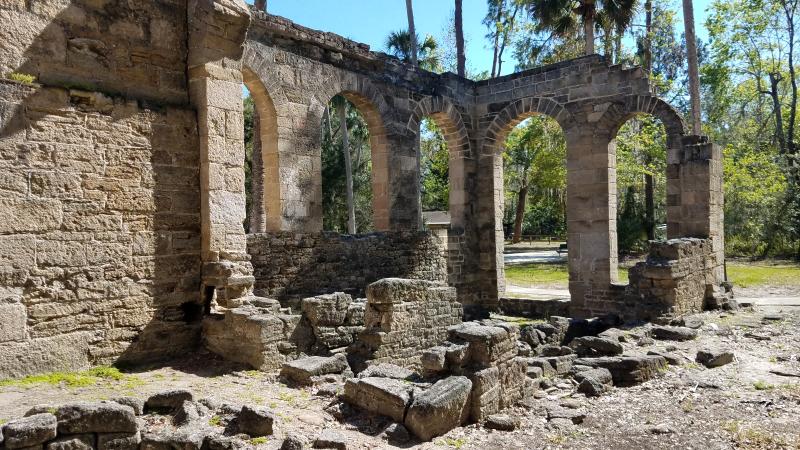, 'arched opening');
321,95,374,233
242,67,279,234
420,117,450,223
319,90,389,233
612,114,669,282
495,114,567,300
